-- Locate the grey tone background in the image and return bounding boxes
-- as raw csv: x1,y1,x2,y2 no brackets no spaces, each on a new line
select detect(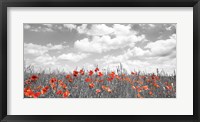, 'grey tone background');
24,23,176,74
